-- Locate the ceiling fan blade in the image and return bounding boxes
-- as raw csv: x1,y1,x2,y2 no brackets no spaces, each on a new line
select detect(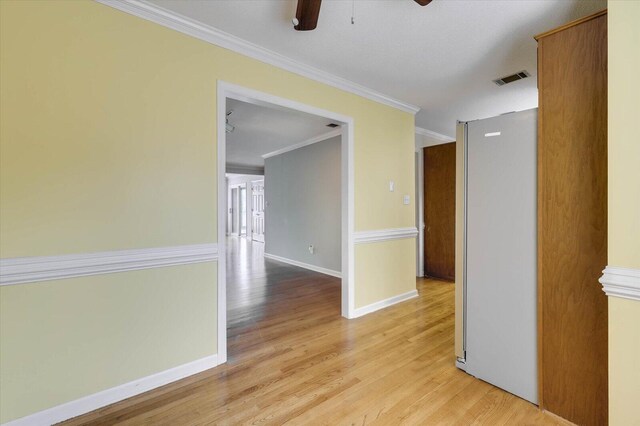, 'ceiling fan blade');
414,0,432,5
294,0,322,31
